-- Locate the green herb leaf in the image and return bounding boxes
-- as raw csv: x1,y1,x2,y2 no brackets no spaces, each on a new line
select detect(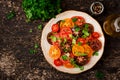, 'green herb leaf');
85,24,88,29
29,49,37,54
79,66,84,70
29,29,33,33
95,71,104,79
93,51,99,56
38,24,42,30
82,30,89,36
6,11,15,20
72,39,76,45
34,43,39,49
72,17,78,22
79,53,88,56
50,36,57,42
75,27,81,32
61,55,68,60
78,42,82,46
